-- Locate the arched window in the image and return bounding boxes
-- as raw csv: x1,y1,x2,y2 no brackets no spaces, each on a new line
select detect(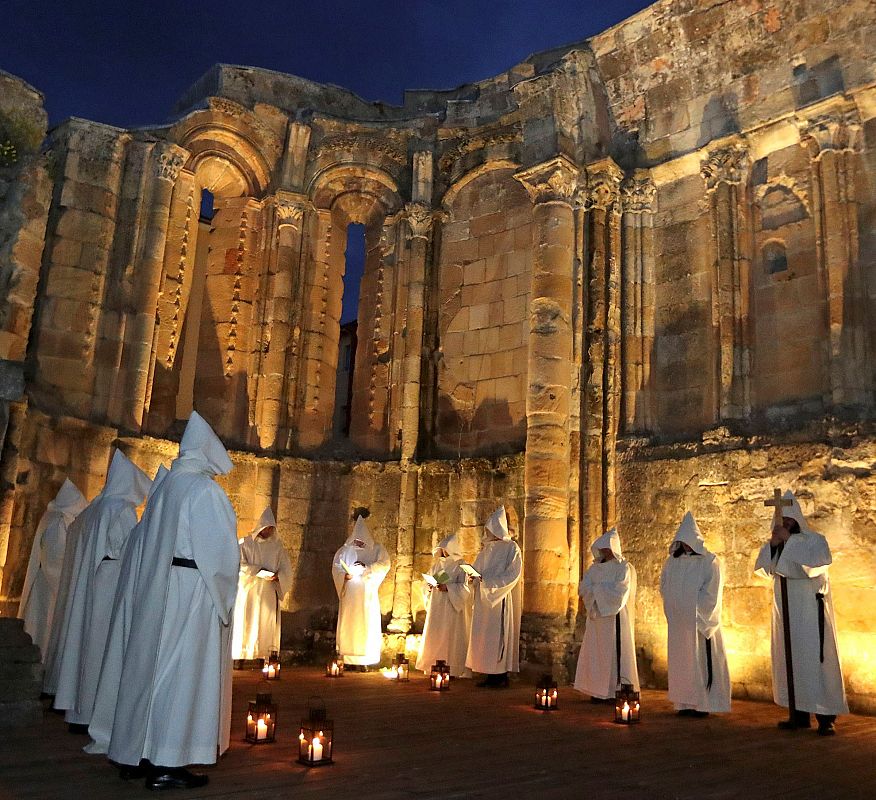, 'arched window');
763,240,788,275
332,223,365,436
